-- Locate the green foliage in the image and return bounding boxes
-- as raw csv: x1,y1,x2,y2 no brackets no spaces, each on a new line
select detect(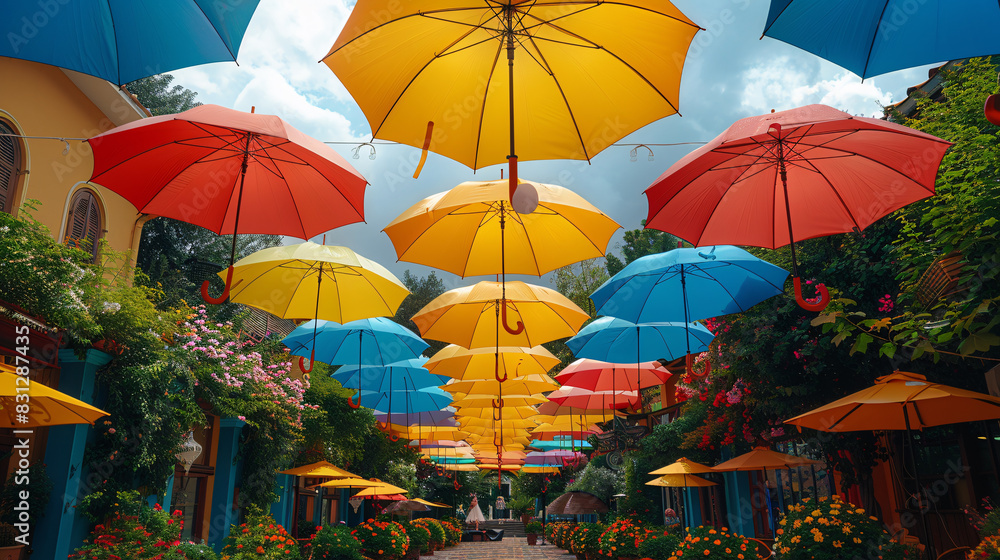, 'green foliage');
637,530,682,560
220,506,300,560
507,495,534,517
412,518,445,547
673,526,750,560
126,74,201,116
398,521,430,553
0,463,51,525
565,463,623,504
551,258,608,316
605,224,682,277
71,491,188,560
392,270,446,355
351,519,407,559
174,542,219,559
438,520,461,547
299,371,372,466
970,536,1000,560
774,495,904,560
568,522,603,555
525,520,543,534
309,524,363,560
